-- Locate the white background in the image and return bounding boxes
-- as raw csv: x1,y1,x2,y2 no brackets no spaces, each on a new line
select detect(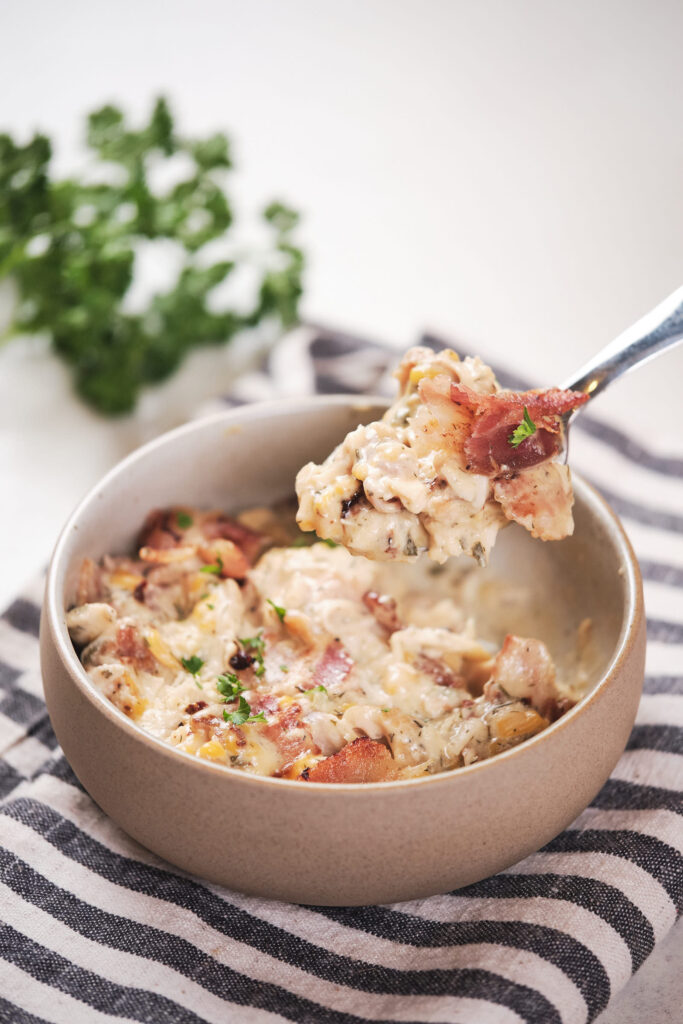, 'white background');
0,2,681,1019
